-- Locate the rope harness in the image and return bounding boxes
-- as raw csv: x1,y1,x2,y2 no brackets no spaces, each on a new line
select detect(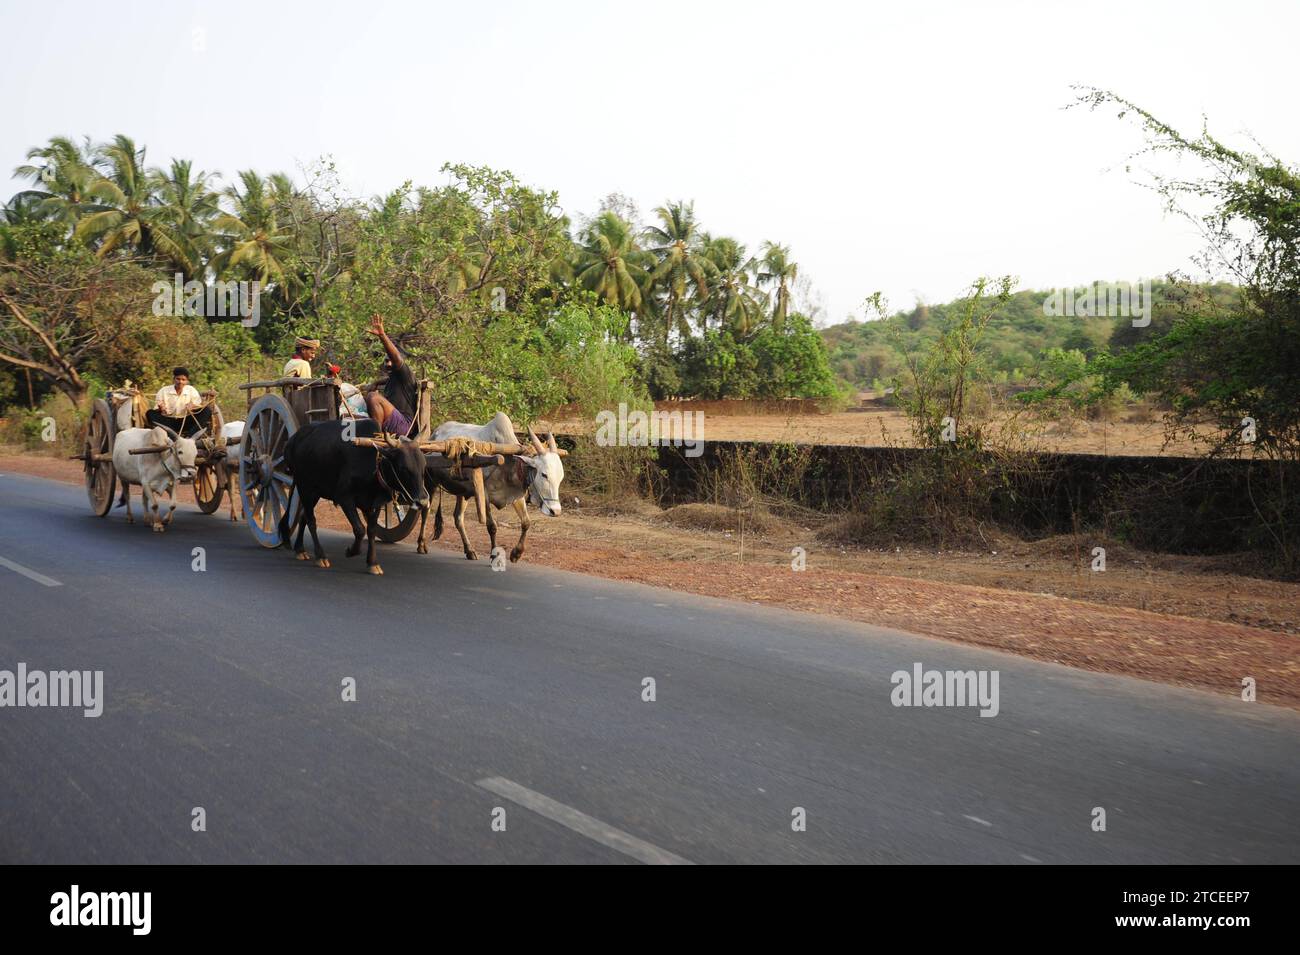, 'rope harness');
373,441,421,507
